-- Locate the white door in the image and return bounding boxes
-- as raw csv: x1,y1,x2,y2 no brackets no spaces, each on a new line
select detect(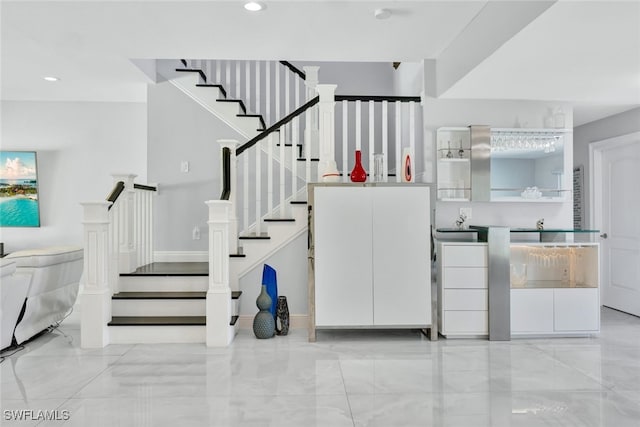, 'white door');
593,134,640,316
